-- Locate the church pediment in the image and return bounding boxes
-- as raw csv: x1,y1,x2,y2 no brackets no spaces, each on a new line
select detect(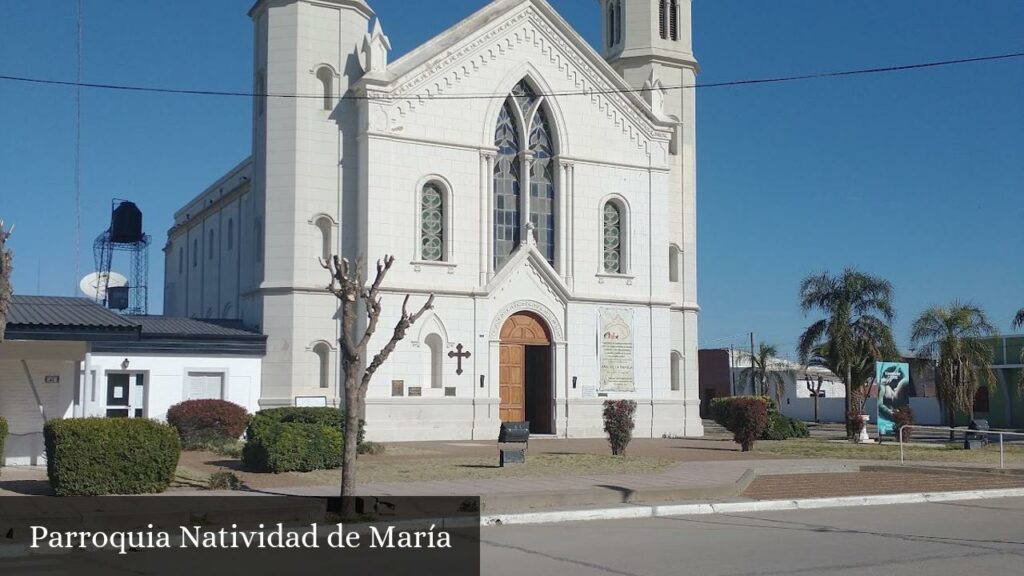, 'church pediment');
353,0,673,150
485,240,570,306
